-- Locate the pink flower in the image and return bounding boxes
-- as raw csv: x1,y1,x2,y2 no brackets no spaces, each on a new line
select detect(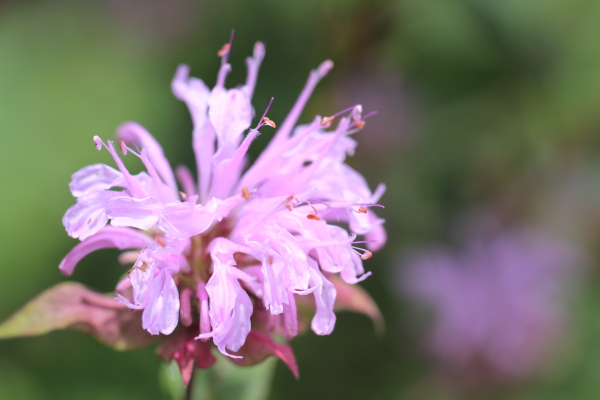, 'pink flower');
59,39,385,379
400,226,585,385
